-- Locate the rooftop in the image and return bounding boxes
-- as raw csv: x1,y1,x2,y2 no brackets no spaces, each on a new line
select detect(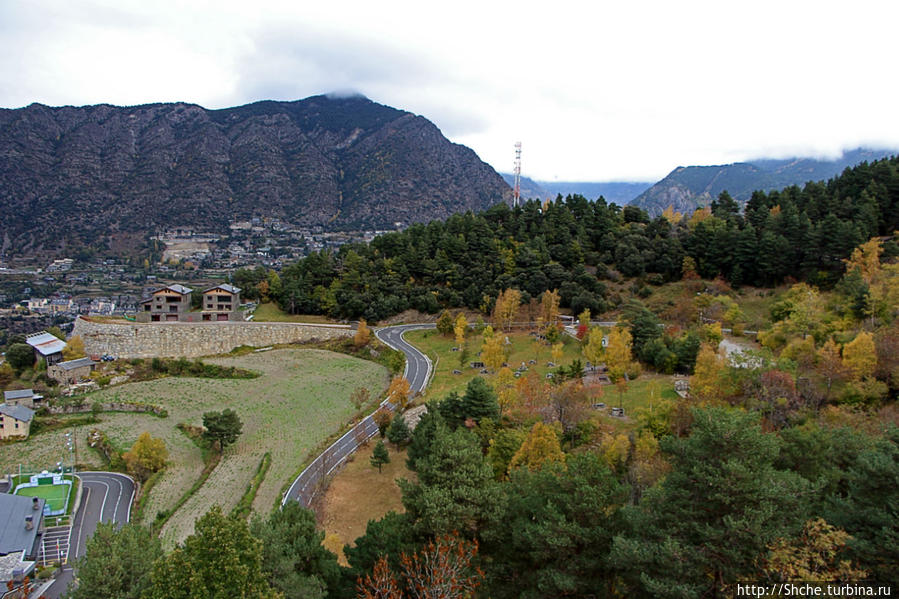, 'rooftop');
0,494,44,556
3,390,35,402
204,283,241,295
55,357,97,371
24,332,67,356
0,404,34,423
